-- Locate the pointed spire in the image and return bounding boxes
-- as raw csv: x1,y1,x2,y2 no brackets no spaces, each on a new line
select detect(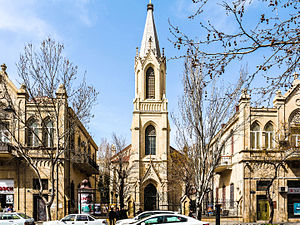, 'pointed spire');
139,2,161,58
